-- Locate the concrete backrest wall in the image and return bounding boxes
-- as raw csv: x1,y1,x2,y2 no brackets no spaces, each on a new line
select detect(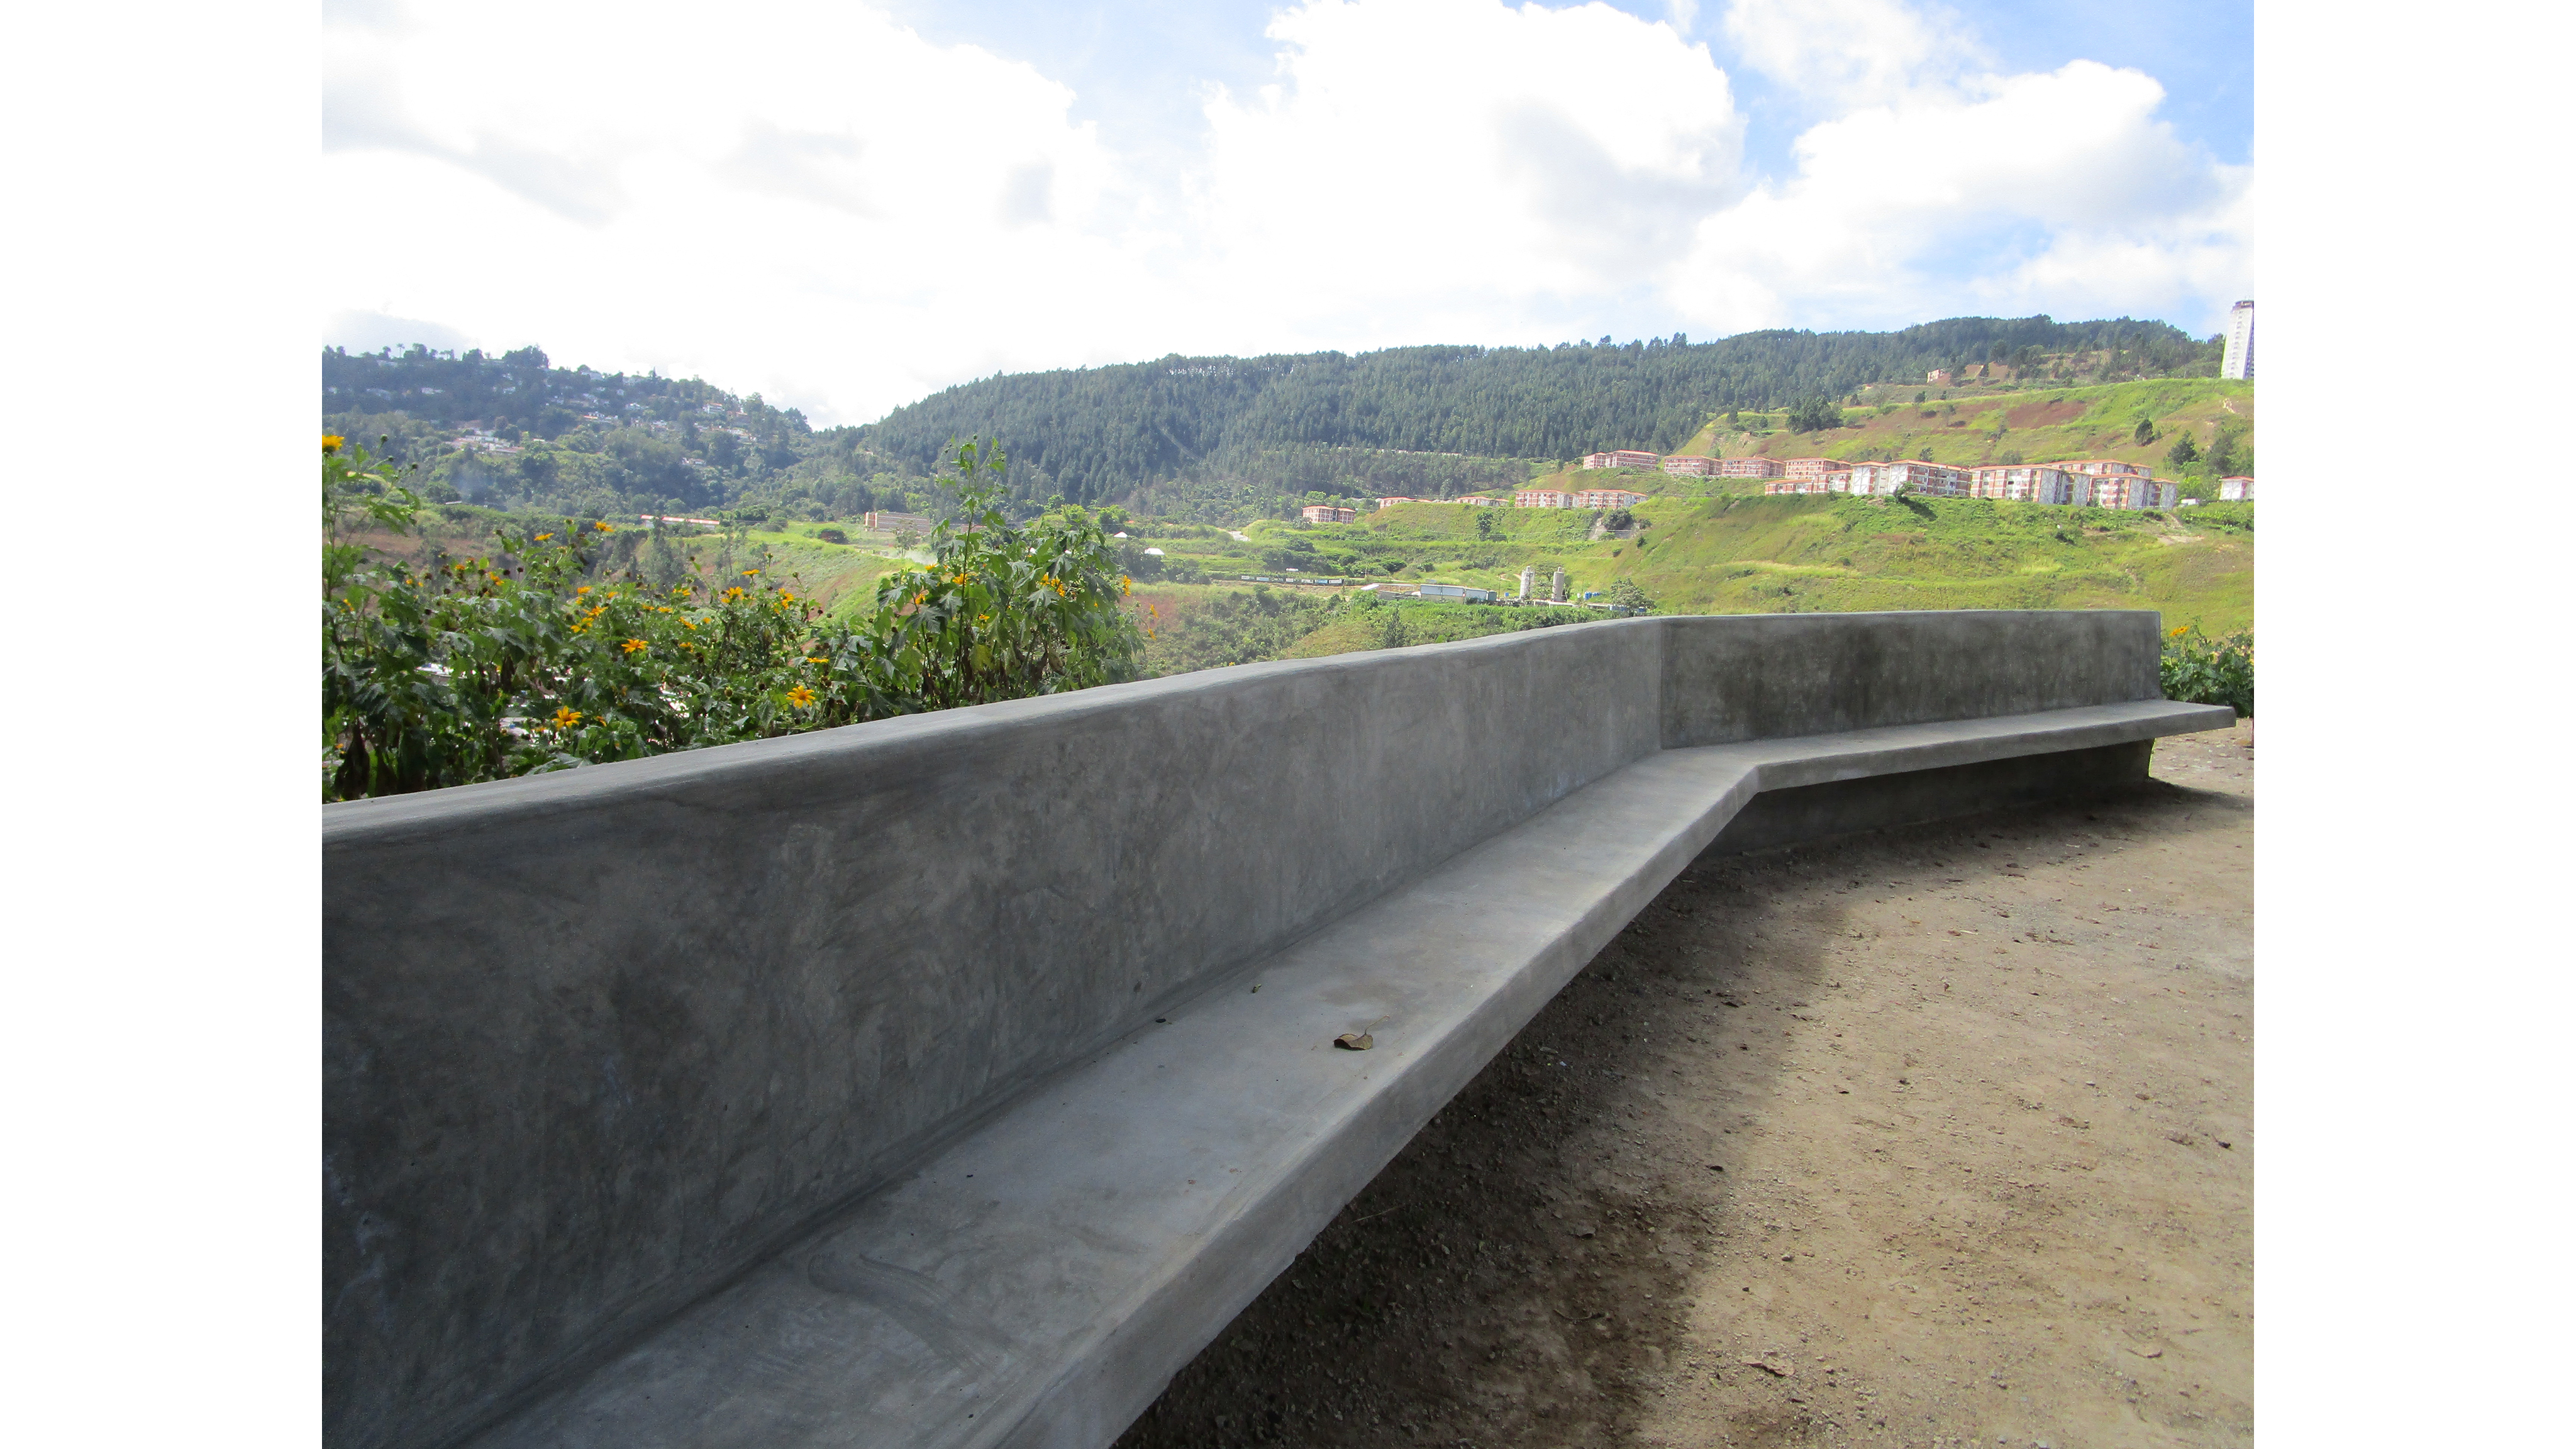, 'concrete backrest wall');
323,609,2162,1449
325,619,1667,1449
1658,611,2160,747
